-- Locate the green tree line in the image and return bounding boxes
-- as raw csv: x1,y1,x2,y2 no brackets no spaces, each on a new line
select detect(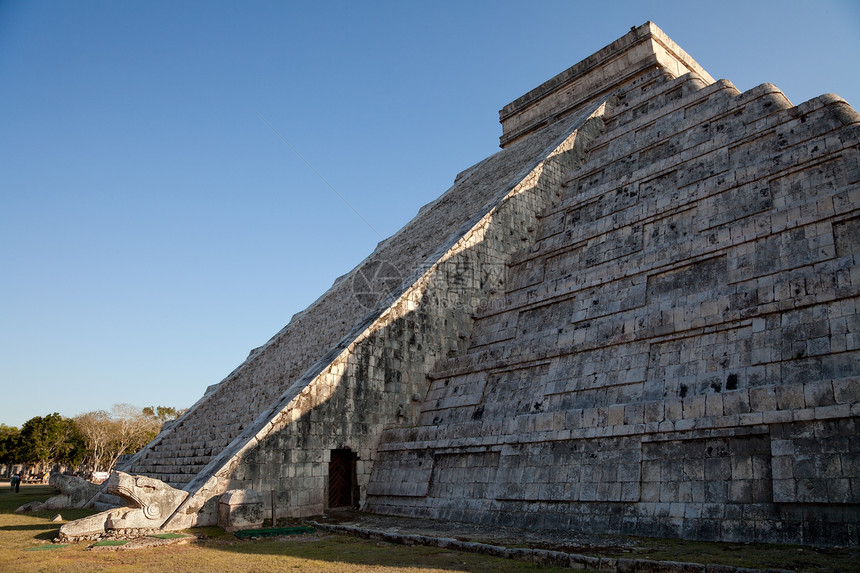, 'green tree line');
0,404,184,475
